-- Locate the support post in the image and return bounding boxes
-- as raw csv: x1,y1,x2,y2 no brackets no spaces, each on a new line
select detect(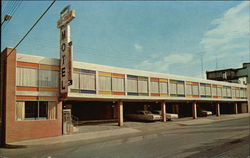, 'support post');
117,101,123,126
161,101,166,122
247,83,250,113
192,102,197,119
234,103,238,114
216,103,220,116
